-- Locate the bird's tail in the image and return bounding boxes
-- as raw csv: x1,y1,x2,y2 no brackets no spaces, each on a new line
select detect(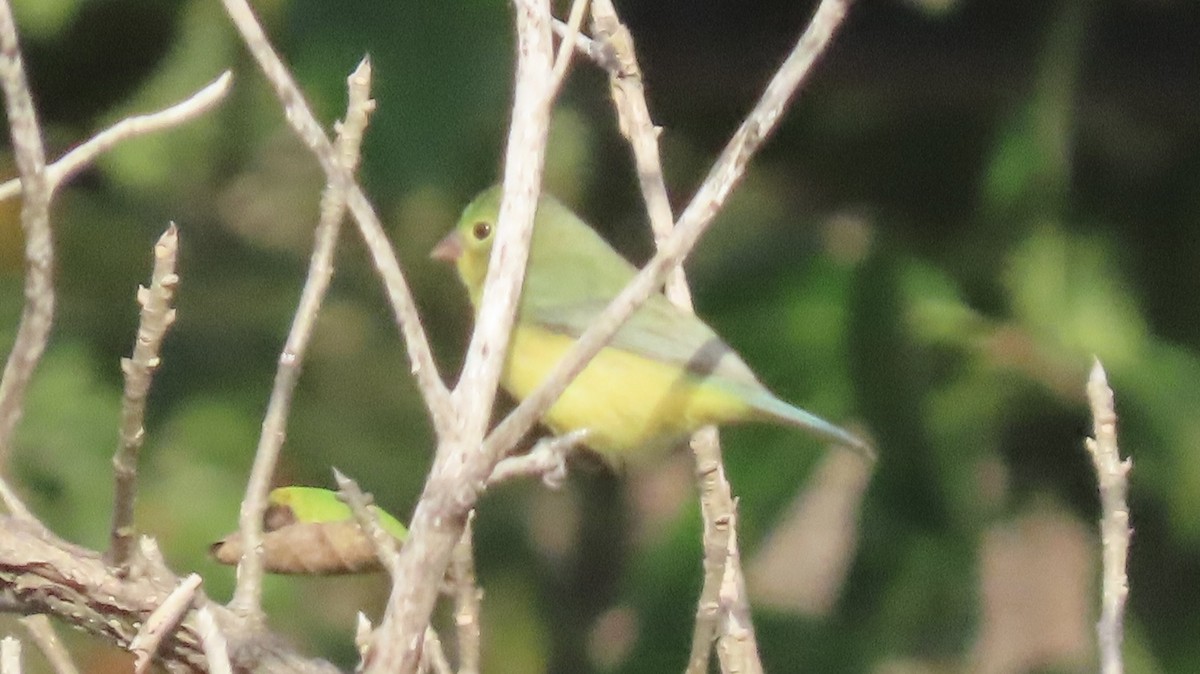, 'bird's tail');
751,393,876,463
